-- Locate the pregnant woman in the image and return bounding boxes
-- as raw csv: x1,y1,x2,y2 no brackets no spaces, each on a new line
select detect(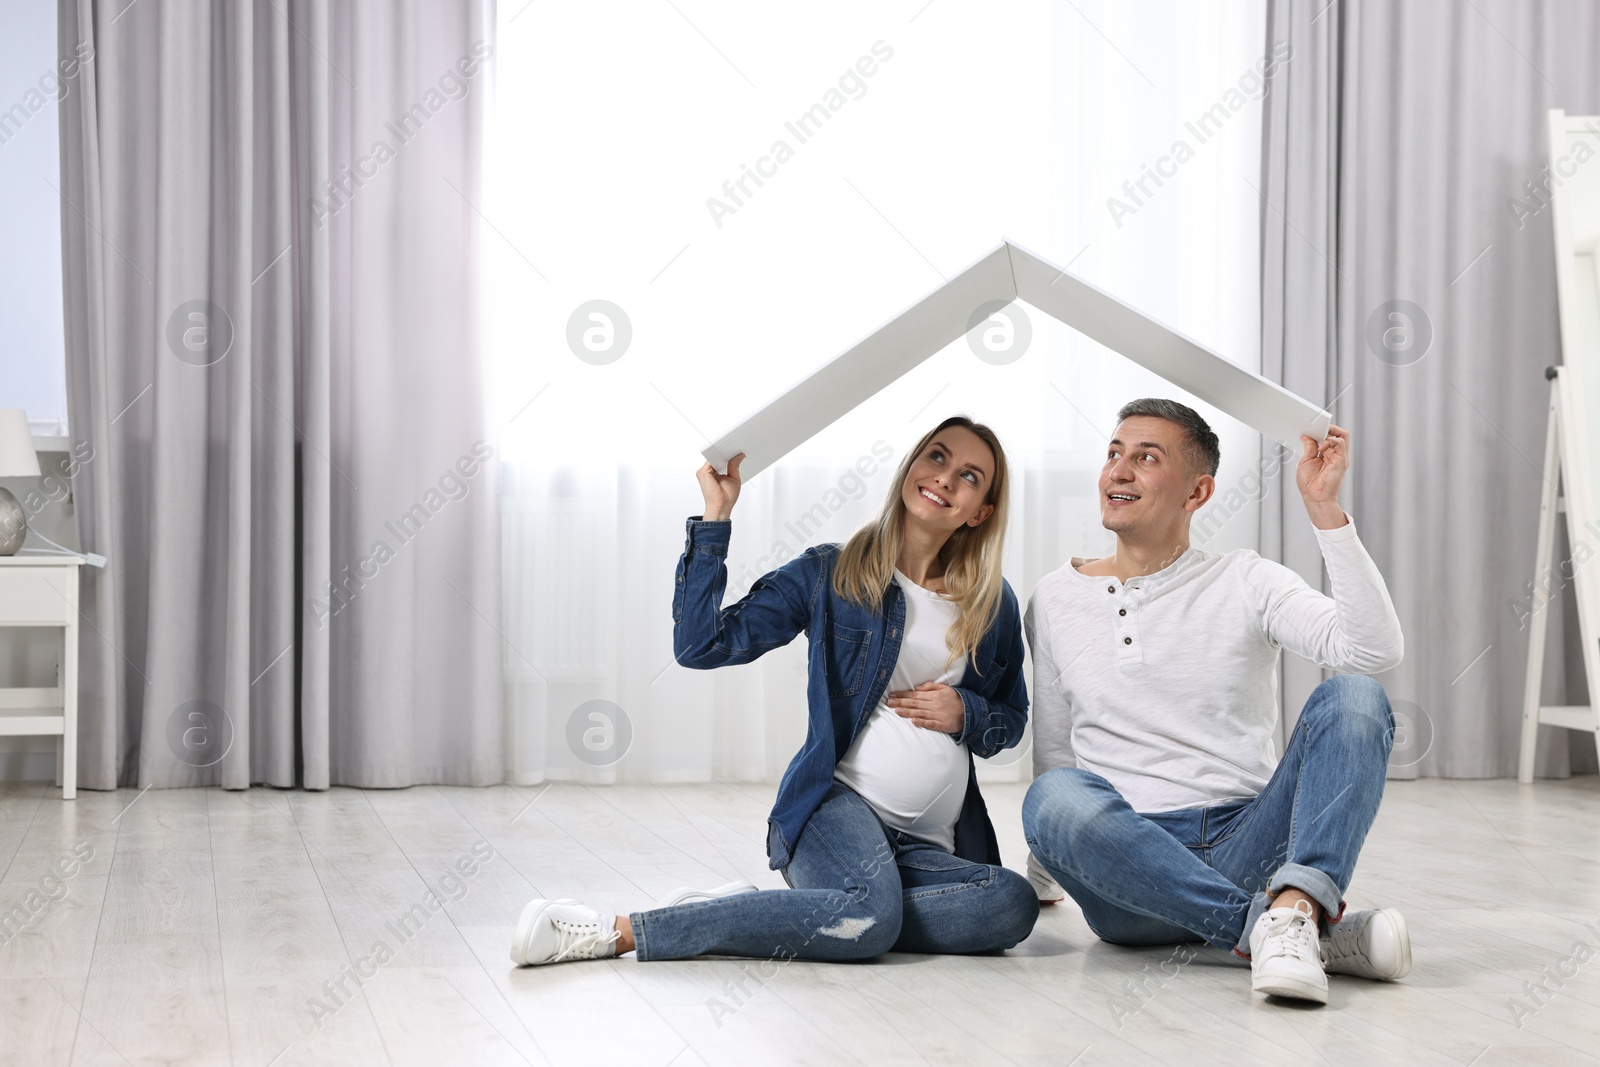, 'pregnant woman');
511,415,1038,967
